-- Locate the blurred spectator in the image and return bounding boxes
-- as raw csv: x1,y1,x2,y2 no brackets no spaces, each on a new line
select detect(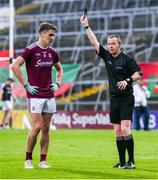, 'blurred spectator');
133,79,150,130
0,77,15,129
